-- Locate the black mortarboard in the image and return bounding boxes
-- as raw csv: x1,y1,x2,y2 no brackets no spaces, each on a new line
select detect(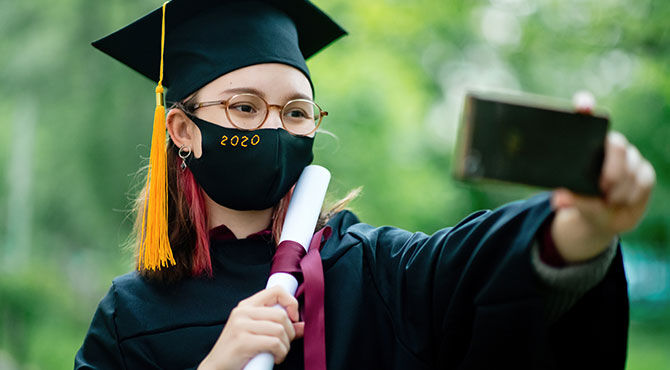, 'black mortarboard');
91,0,346,271
93,0,347,102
